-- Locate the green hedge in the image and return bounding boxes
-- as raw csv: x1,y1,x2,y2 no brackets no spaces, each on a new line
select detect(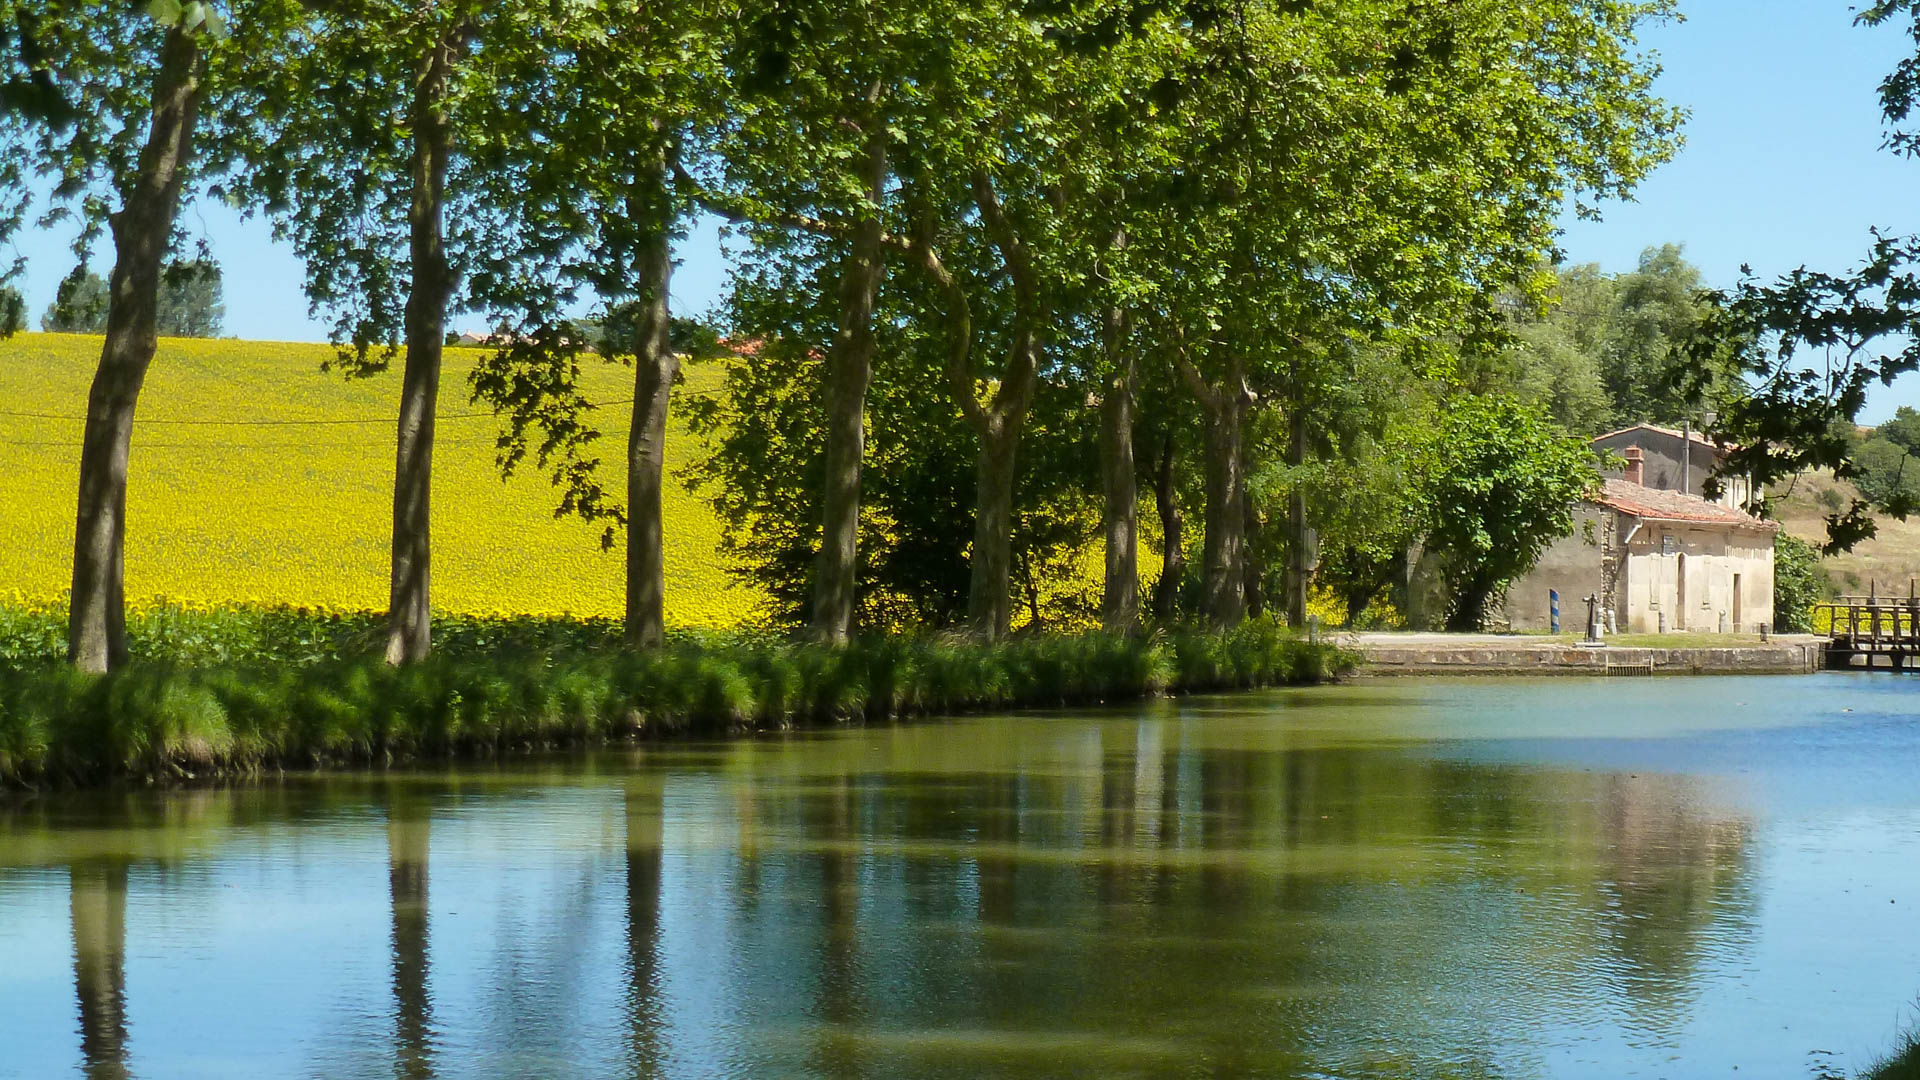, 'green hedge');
0,609,1352,786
